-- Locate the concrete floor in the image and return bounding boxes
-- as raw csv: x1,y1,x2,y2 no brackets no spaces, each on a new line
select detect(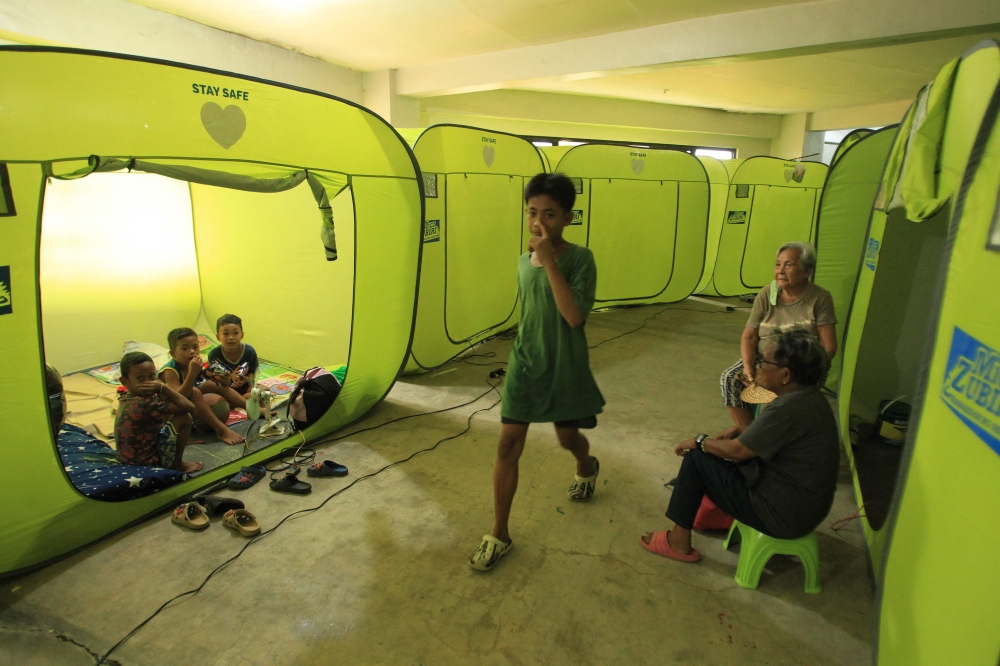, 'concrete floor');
0,300,873,666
